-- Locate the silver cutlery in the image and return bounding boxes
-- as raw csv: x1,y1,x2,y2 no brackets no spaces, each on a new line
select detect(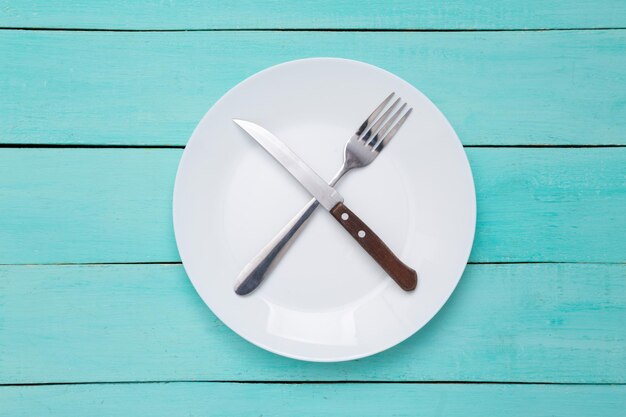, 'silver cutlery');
233,110,417,293
234,93,412,295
